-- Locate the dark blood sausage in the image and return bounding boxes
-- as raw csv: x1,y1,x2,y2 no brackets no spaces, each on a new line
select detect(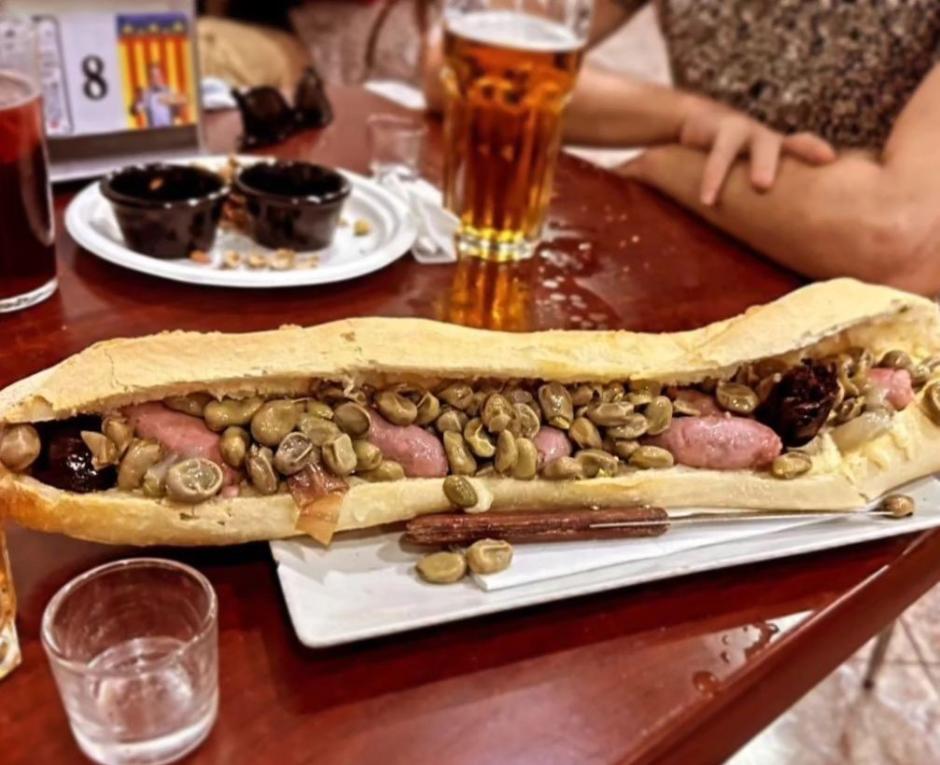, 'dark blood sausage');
647,416,783,470
756,361,839,446
124,403,239,484
533,426,573,466
33,416,115,493
868,367,914,410
367,411,448,477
